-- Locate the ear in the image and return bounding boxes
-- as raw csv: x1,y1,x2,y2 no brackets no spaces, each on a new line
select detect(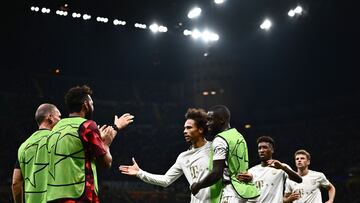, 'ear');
83,100,89,111
199,127,204,134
